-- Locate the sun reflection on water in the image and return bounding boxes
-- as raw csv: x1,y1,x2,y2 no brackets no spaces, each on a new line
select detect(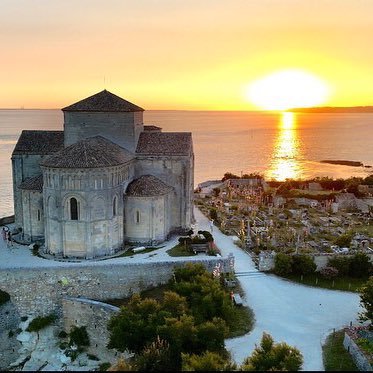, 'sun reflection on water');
265,112,302,181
